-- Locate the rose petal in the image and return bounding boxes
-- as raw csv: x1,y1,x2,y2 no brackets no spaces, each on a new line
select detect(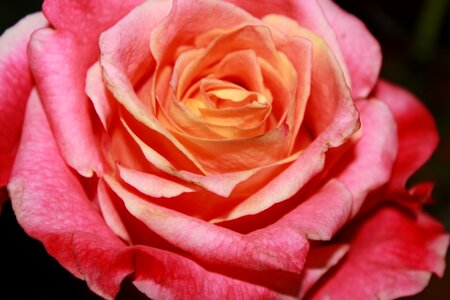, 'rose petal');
99,0,210,174
372,80,439,193
209,49,266,95
271,179,353,241
298,244,349,298
172,123,290,173
105,175,310,274
216,18,360,221
309,206,449,299
106,176,353,279
0,12,47,187
8,90,132,298
225,0,351,90
8,89,286,299
28,0,144,177
97,179,131,243
318,0,381,98
333,100,398,216
86,62,116,130
117,163,195,198
28,29,104,177
120,118,258,197
42,0,144,35
270,32,312,152
227,0,382,97
150,0,260,64
131,247,292,299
